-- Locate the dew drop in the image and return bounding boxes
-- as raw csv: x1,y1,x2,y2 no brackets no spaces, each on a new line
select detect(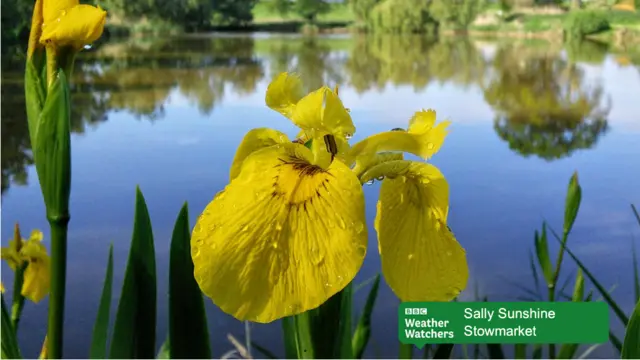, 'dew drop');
446,251,453,256
193,222,202,233
241,224,250,233
338,218,346,229
345,133,353,140
376,176,385,181
310,246,325,265
365,179,374,185
83,44,93,50
355,221,364,234
276,223,283,231
400,176,407,183
337,275,344,282
408,254,414,260
399,193,405,203
356,245,366,257
272,242,279,249
426,143,435,150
